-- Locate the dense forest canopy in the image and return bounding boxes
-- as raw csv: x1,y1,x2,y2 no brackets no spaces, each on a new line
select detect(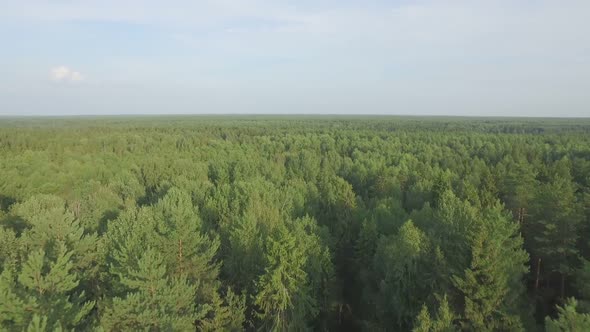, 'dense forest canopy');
0,115,589,331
